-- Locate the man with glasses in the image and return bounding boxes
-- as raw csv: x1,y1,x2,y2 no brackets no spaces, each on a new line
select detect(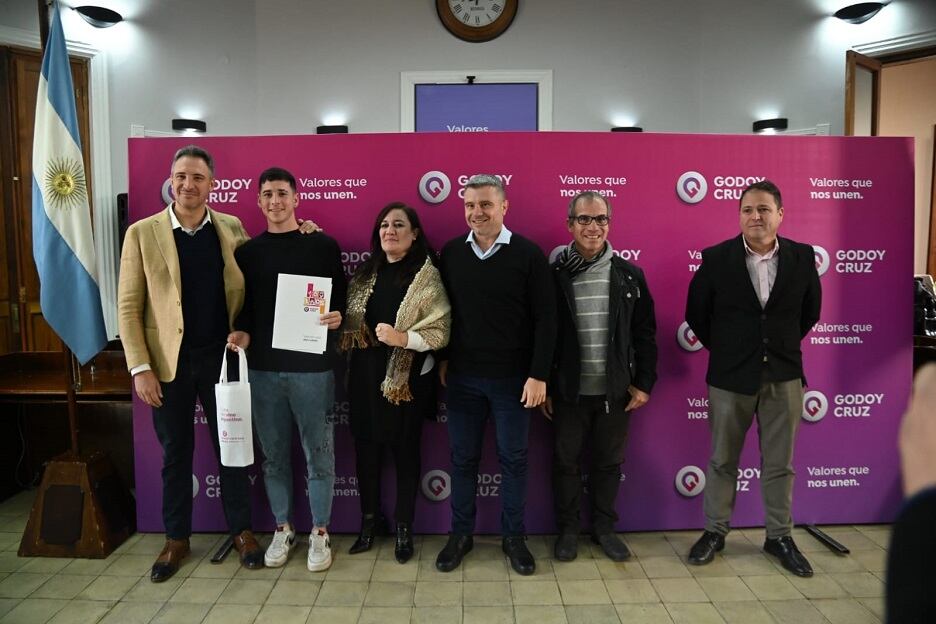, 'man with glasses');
542,191,657,561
